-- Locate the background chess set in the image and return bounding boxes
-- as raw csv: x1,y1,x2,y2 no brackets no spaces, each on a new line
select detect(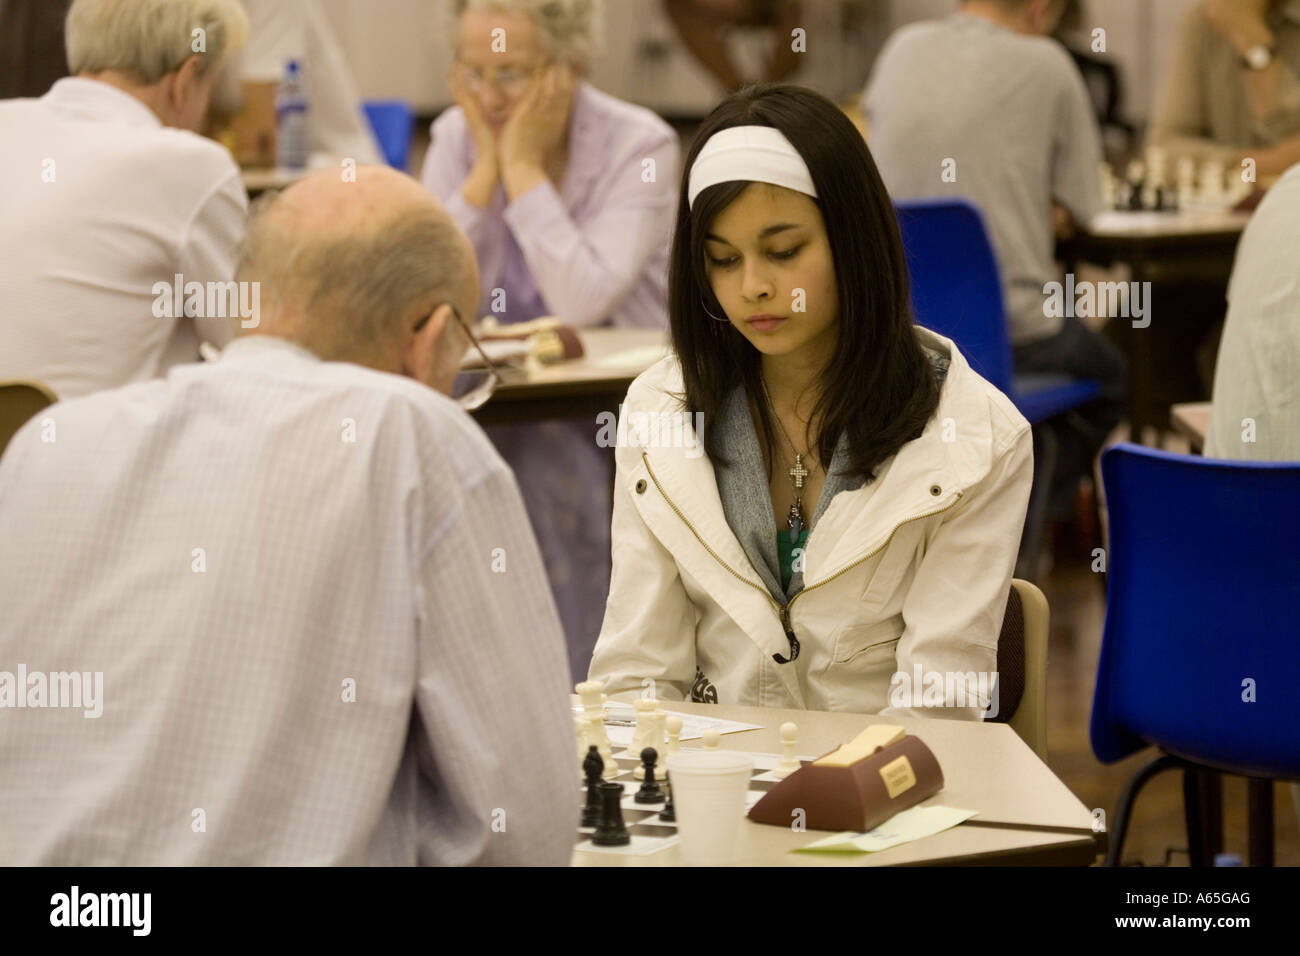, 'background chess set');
1100,146,1255,214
